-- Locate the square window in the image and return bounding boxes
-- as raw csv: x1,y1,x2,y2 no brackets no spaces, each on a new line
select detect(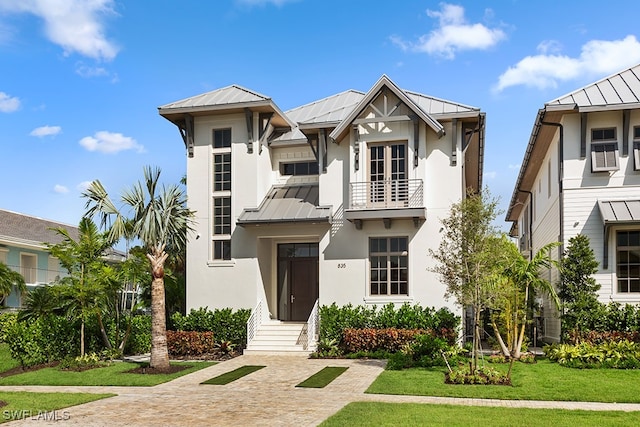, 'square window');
213,129,231,149
213,240,231,260
591,142,619,172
